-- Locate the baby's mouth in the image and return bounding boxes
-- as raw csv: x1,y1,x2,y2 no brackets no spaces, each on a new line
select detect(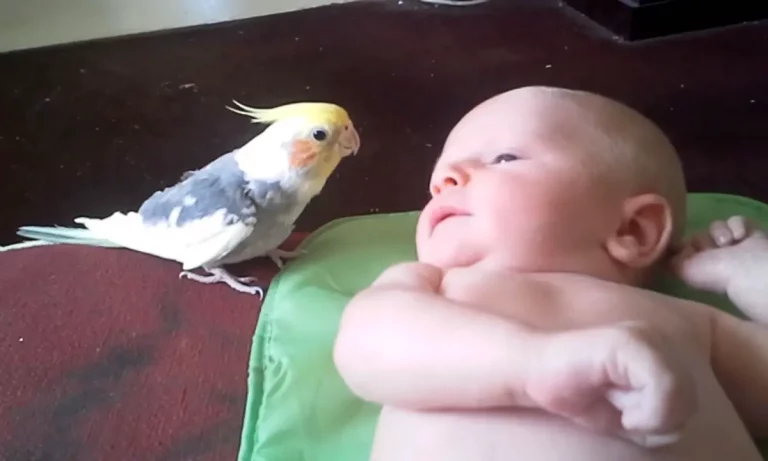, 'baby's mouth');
430,206,470,233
